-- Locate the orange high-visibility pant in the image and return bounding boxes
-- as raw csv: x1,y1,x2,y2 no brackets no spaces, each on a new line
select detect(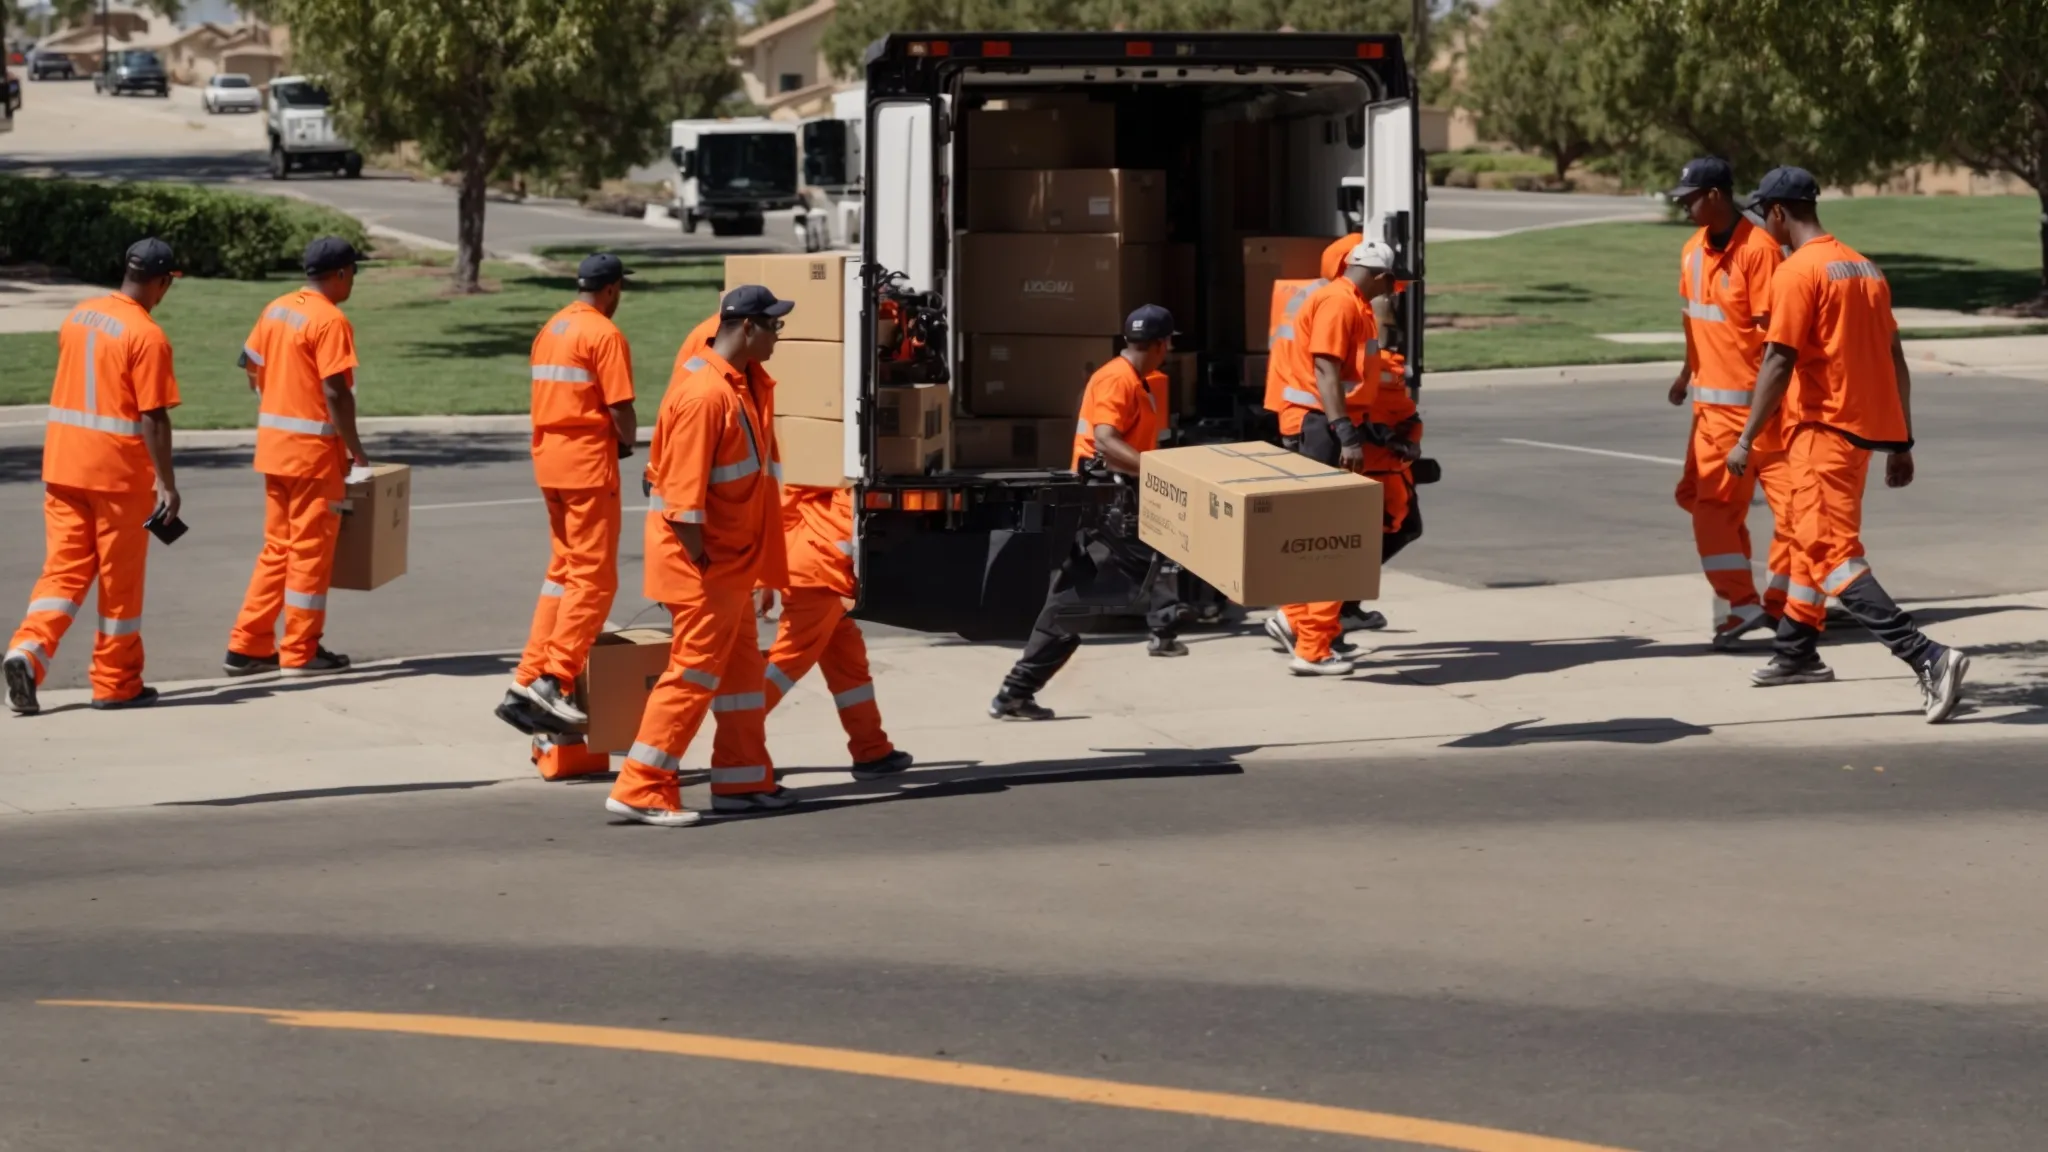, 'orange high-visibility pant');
7,484,152,702
1284,600,1346,663
230,473,344,666
1675,419,1797,621
515,485,622,687
532,731,611,781
762,587,894,764
608,580,762,813
708,616,775,793
1782,424,1875,631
